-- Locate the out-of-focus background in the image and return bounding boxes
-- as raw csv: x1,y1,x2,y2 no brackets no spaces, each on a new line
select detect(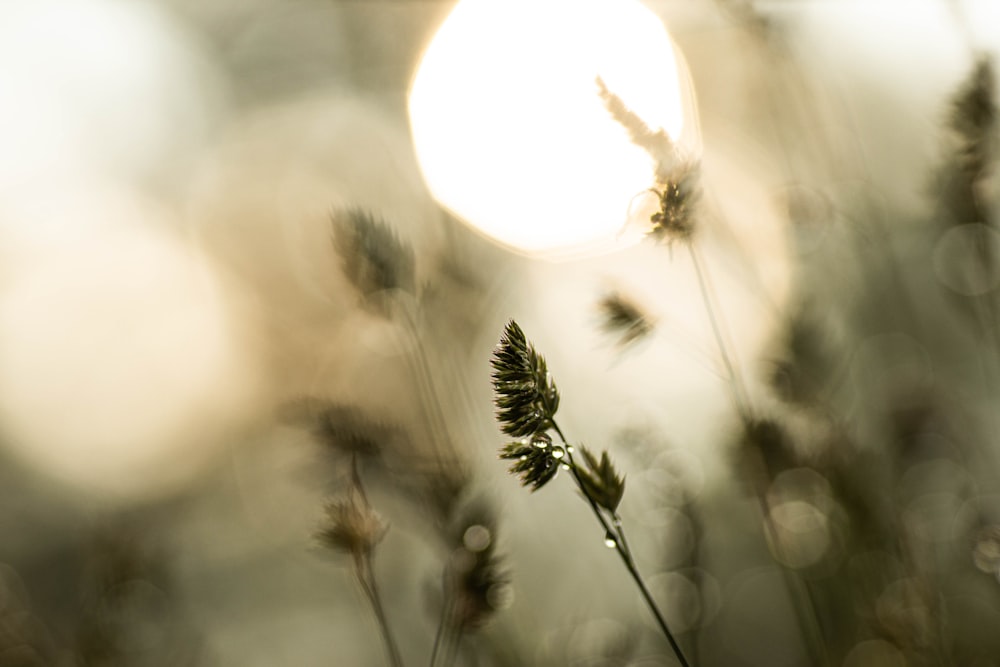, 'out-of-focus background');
1,0,1000,665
